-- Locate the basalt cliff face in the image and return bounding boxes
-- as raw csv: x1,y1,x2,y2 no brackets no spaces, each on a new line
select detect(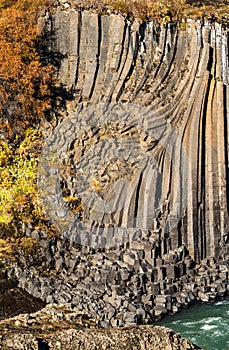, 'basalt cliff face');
38,4,229,261
3,3,229,345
